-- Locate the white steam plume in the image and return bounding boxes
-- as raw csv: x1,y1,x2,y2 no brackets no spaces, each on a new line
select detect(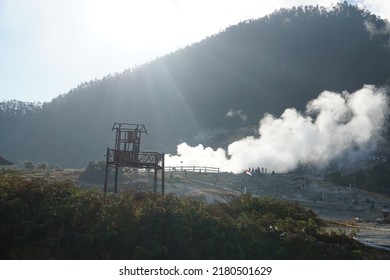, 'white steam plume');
166,85,389,173
226,109,248,121
364,20,390,45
